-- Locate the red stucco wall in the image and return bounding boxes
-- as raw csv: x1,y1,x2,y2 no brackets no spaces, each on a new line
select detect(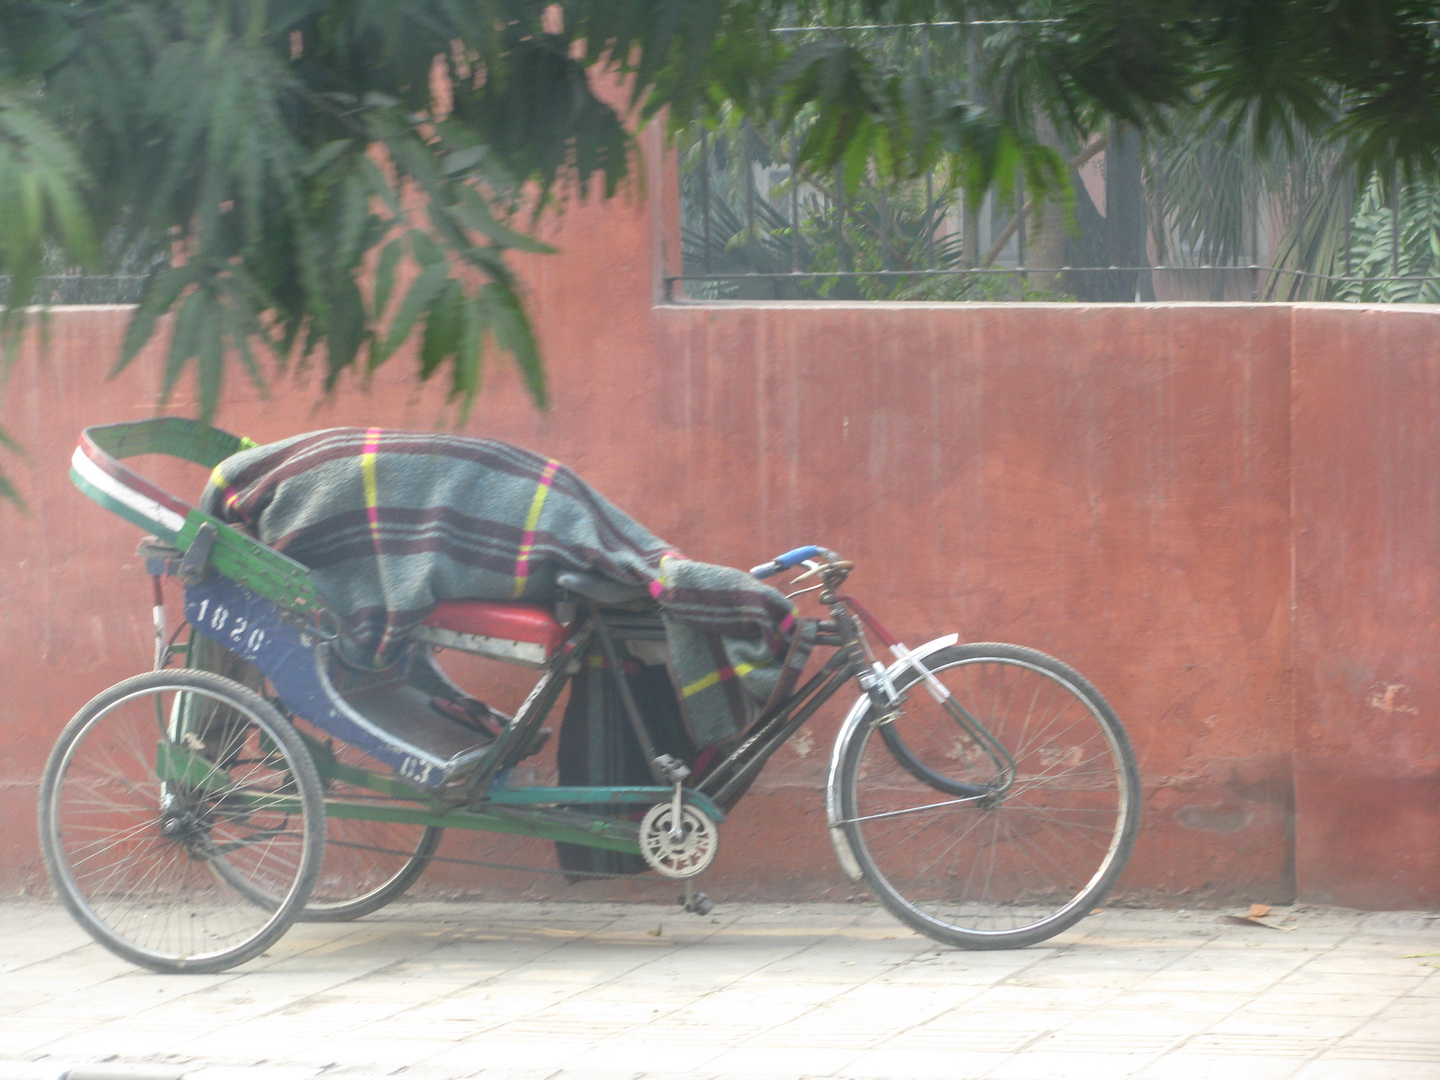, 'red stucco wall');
1,176,1436,908
1292,307,1440,908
